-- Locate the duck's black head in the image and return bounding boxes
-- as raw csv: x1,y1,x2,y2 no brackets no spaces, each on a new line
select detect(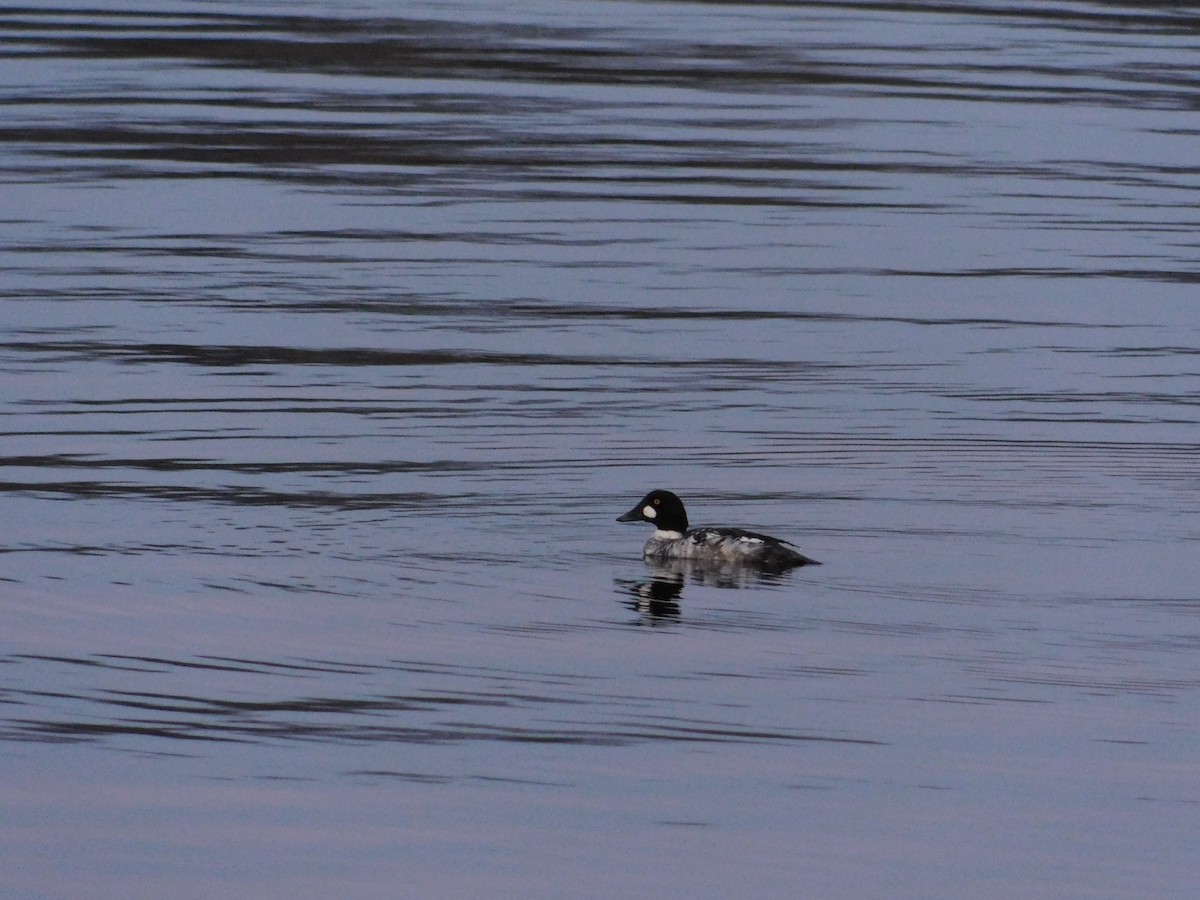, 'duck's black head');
617,489,689,532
